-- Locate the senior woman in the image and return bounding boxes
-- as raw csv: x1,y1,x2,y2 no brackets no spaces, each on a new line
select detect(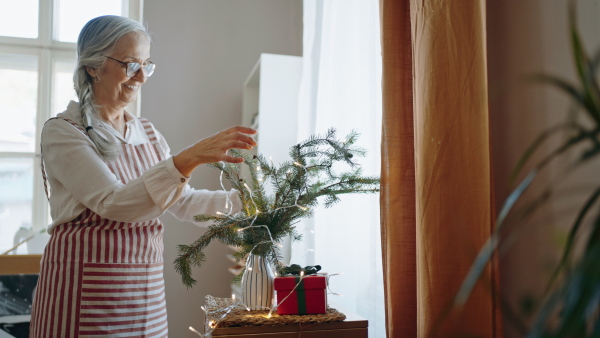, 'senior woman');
29,15,255,337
